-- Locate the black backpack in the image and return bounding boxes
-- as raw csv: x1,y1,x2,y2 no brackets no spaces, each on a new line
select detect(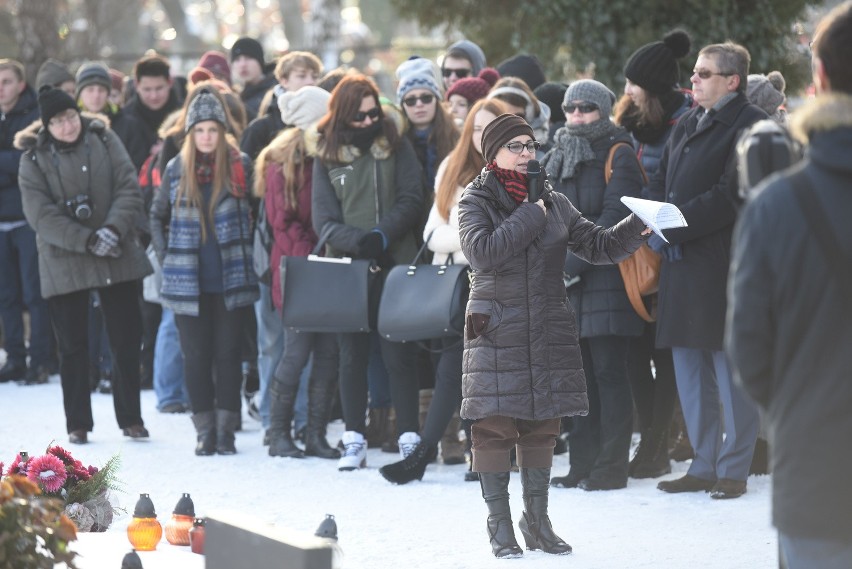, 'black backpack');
736,119,801,201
